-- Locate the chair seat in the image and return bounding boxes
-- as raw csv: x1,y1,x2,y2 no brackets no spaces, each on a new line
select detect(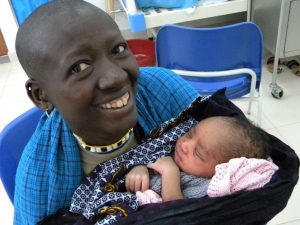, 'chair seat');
182,75,251,99
0,107,42,202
